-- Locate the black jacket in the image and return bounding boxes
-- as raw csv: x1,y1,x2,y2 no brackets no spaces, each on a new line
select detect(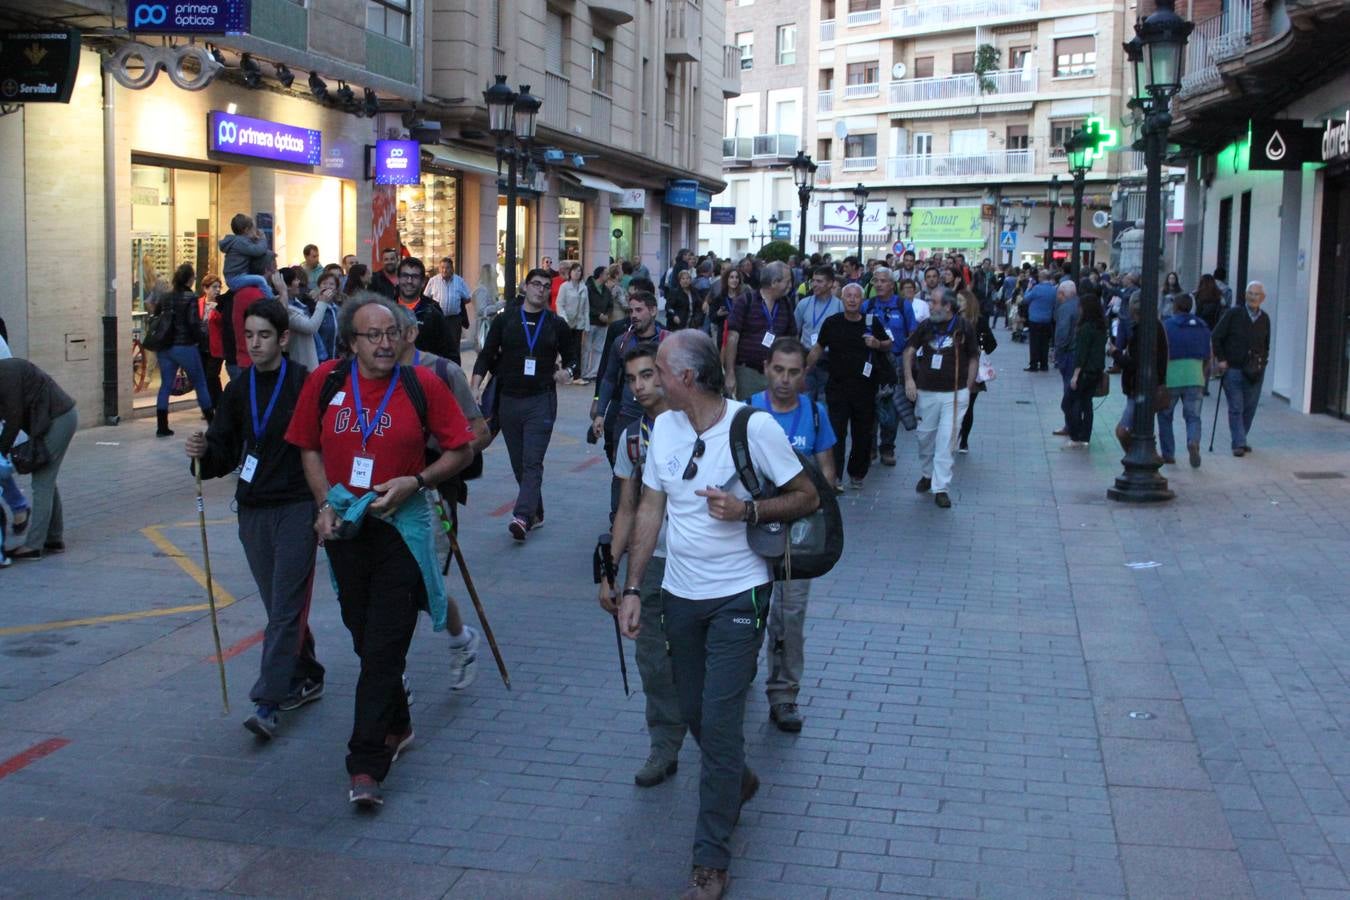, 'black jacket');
586,278,611,327
161,291,204,347
665,288,696,330
1211,306,1271,371
474,305,577,397
410,297,456,360
193,360,312,507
